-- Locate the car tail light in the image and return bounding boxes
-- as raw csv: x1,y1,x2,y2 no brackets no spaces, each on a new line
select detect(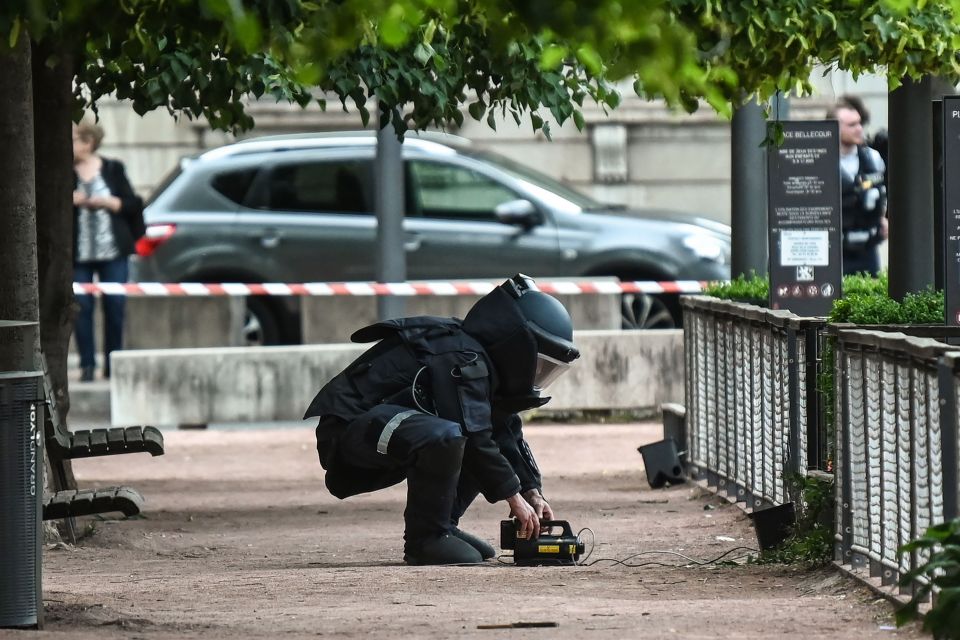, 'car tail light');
135,224,177,257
